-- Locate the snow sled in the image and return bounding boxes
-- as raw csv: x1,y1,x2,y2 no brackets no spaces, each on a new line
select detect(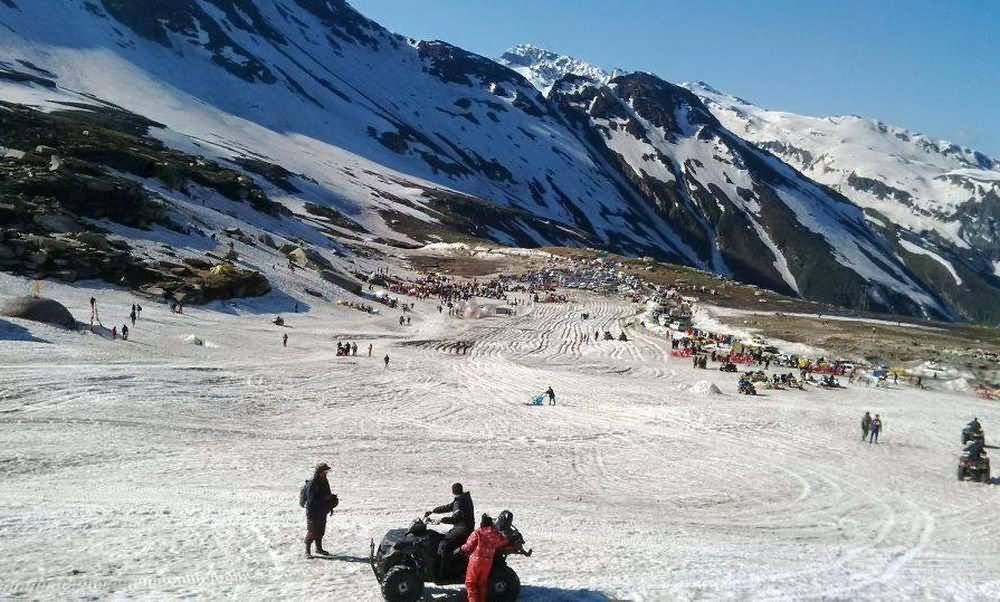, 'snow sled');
370,510,531,602
528,394,545,406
